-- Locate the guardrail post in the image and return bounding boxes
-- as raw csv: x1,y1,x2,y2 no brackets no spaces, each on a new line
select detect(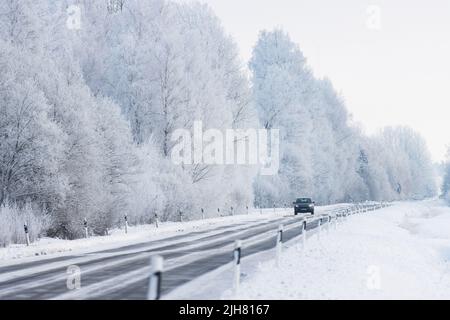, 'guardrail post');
83,218,88,238
276,224,283,267
233,240,242,295
147,255,163,300
124,215,128,234
24,224,30,246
